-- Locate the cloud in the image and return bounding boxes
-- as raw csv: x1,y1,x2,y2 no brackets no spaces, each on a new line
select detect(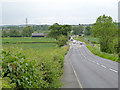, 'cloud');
1,0,119,25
